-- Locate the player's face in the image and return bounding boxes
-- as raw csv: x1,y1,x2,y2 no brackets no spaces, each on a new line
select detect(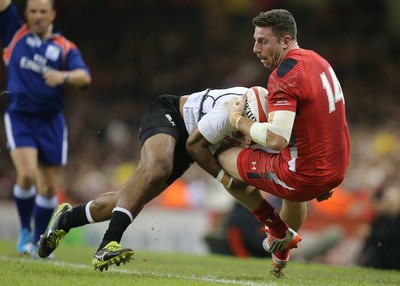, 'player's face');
253,26,283,70
25,0,56,38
